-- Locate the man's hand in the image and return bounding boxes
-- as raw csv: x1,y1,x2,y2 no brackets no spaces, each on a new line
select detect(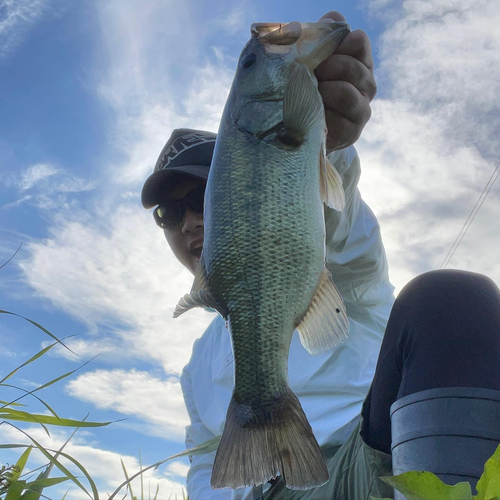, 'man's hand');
315,11,377,152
